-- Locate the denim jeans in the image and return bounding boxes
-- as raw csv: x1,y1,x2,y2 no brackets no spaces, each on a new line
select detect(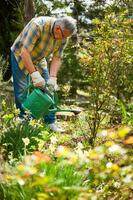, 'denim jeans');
10,51,55,124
